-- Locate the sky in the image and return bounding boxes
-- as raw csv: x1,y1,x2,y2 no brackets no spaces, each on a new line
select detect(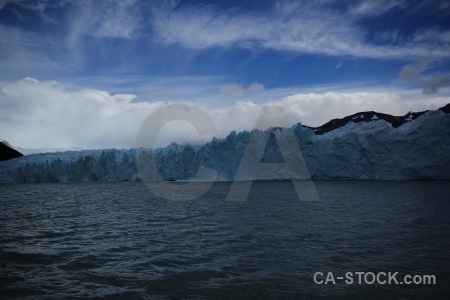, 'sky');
0,0,449,150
